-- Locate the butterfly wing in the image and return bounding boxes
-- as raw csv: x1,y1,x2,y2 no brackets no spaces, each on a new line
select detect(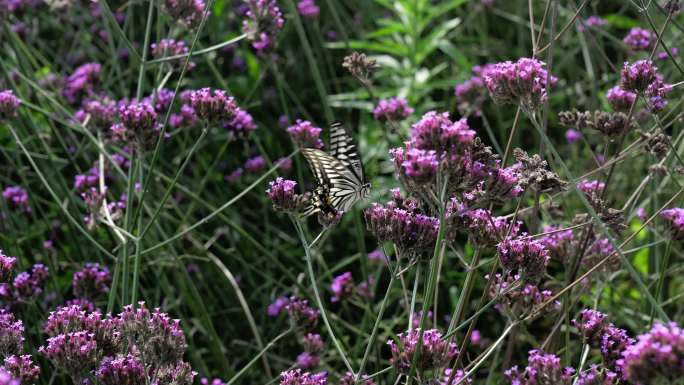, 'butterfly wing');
329,123,365,183
301,148,362,214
